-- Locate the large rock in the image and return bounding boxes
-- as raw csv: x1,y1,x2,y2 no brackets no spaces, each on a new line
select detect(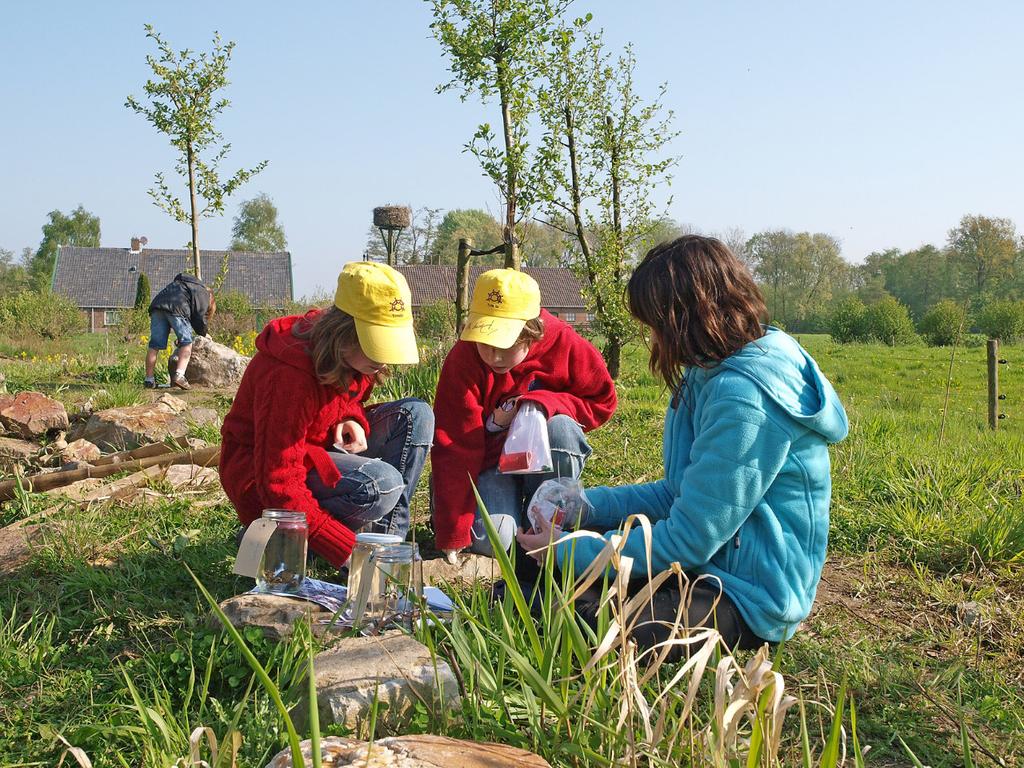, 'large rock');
217,592,332,641
0,436,39,475
162,463,219,488
267,735,551,768
300,633,460,736
0,391,69,439
70,393,191,452
184,335,250,388
0,521,41,577
62,438,101,464
421,553,500,586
